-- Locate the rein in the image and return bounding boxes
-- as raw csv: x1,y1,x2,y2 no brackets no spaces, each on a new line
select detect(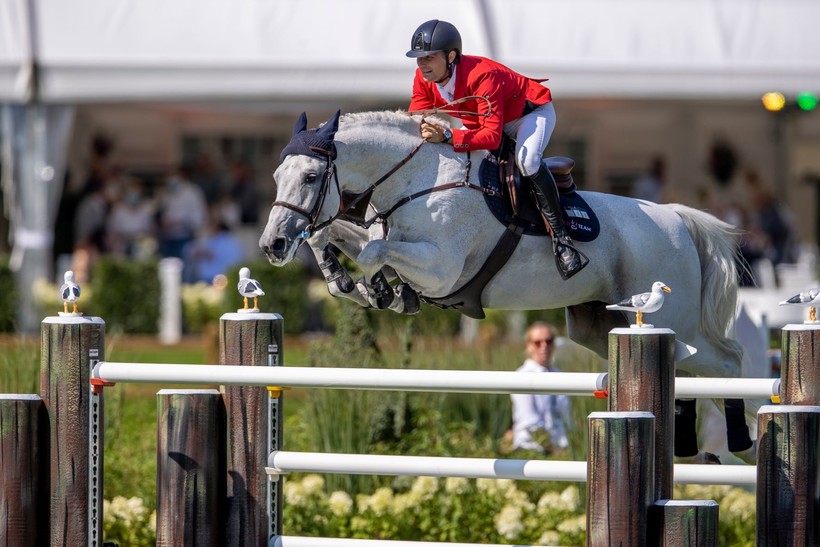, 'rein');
409,95,493,118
